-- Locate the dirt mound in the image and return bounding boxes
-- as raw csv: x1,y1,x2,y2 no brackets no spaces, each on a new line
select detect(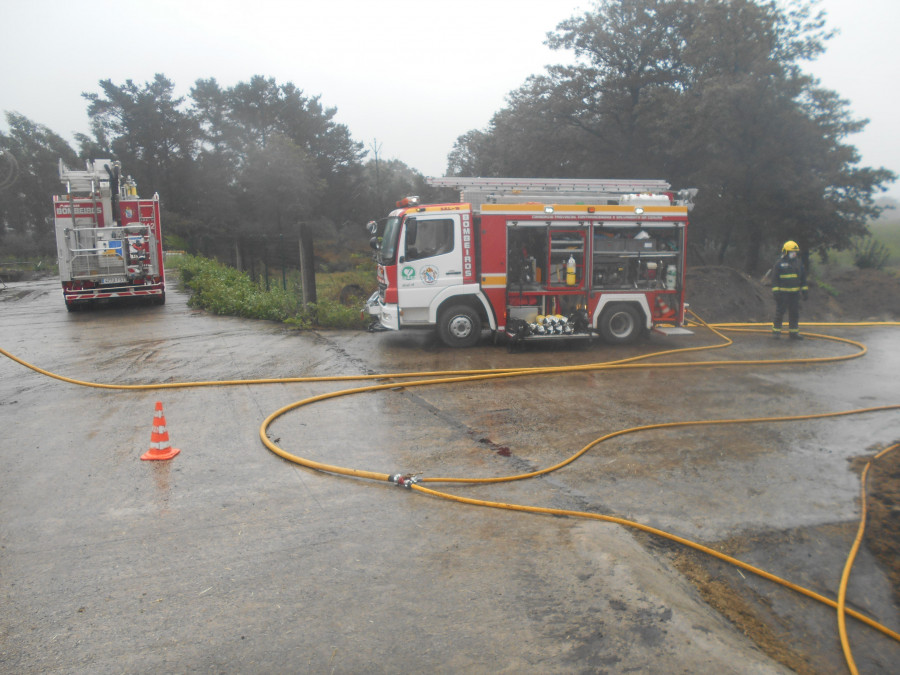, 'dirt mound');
685,266,770,323
685,265,900,323
810,268,900,321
